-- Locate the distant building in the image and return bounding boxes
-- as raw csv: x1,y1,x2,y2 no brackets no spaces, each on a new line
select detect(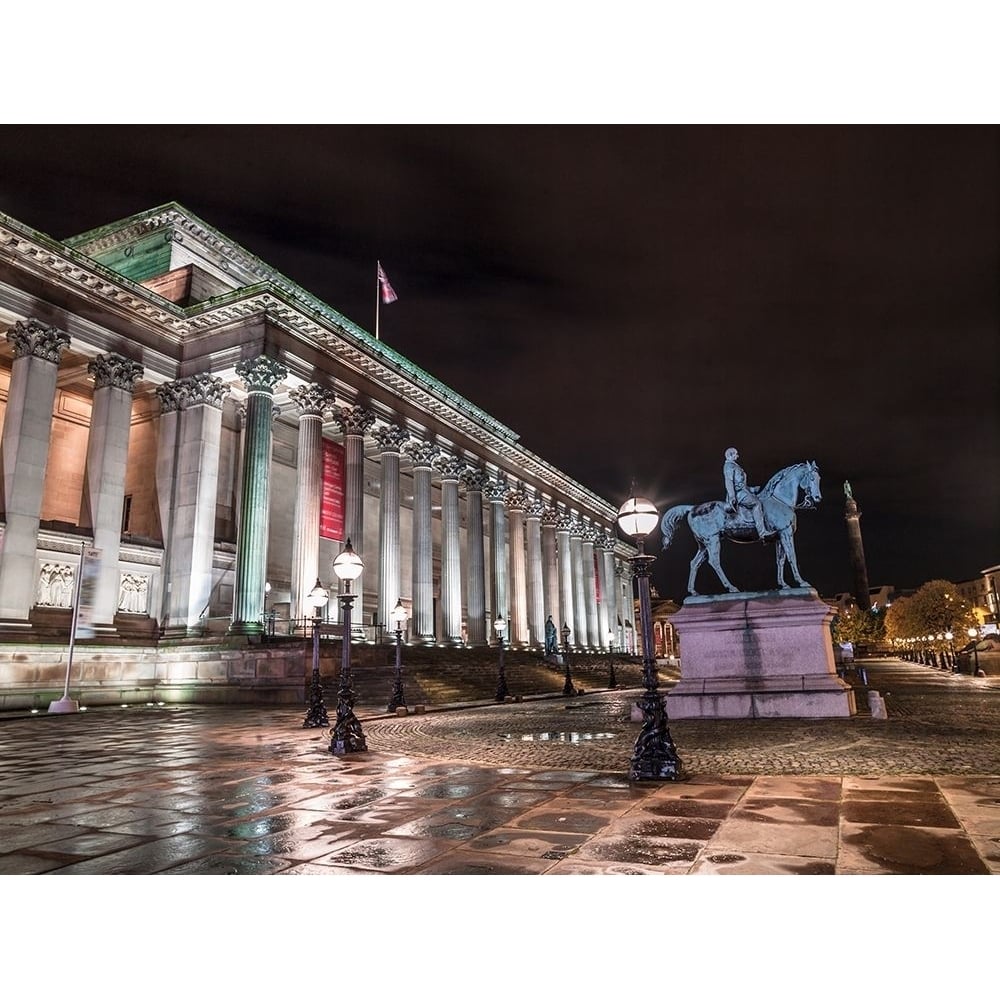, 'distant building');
826,585,896,615
955,565,1000,629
